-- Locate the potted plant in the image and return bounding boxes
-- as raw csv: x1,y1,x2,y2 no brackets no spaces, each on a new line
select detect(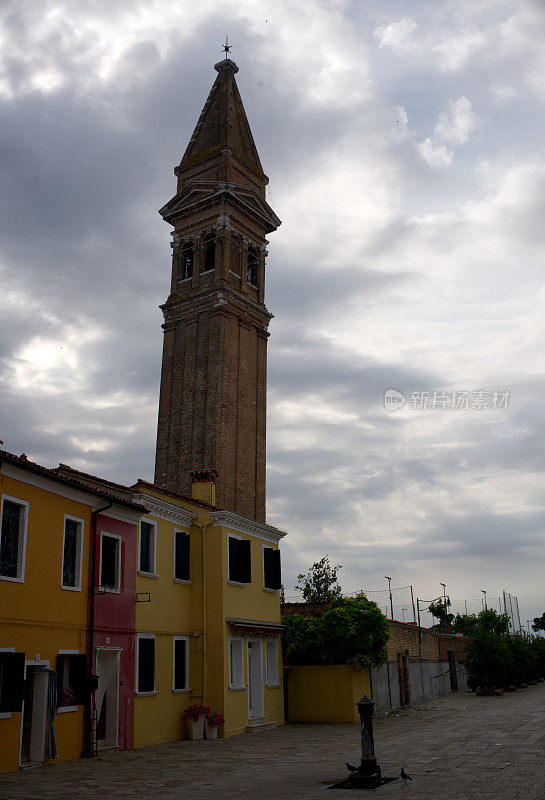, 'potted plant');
184,704,209,740
61,686,76,707
205,712,225,740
